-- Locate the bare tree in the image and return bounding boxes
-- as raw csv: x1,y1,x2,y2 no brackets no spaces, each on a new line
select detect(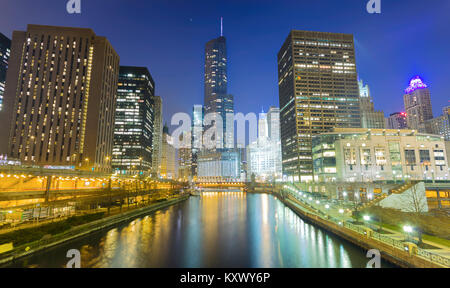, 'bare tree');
401,183,428,244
